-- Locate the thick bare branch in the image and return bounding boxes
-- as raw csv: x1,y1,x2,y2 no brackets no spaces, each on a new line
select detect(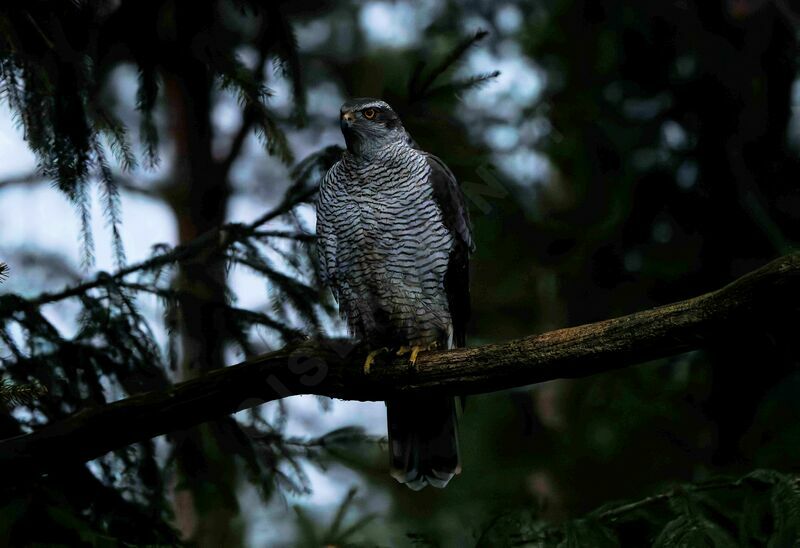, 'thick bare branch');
1,253,798,478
